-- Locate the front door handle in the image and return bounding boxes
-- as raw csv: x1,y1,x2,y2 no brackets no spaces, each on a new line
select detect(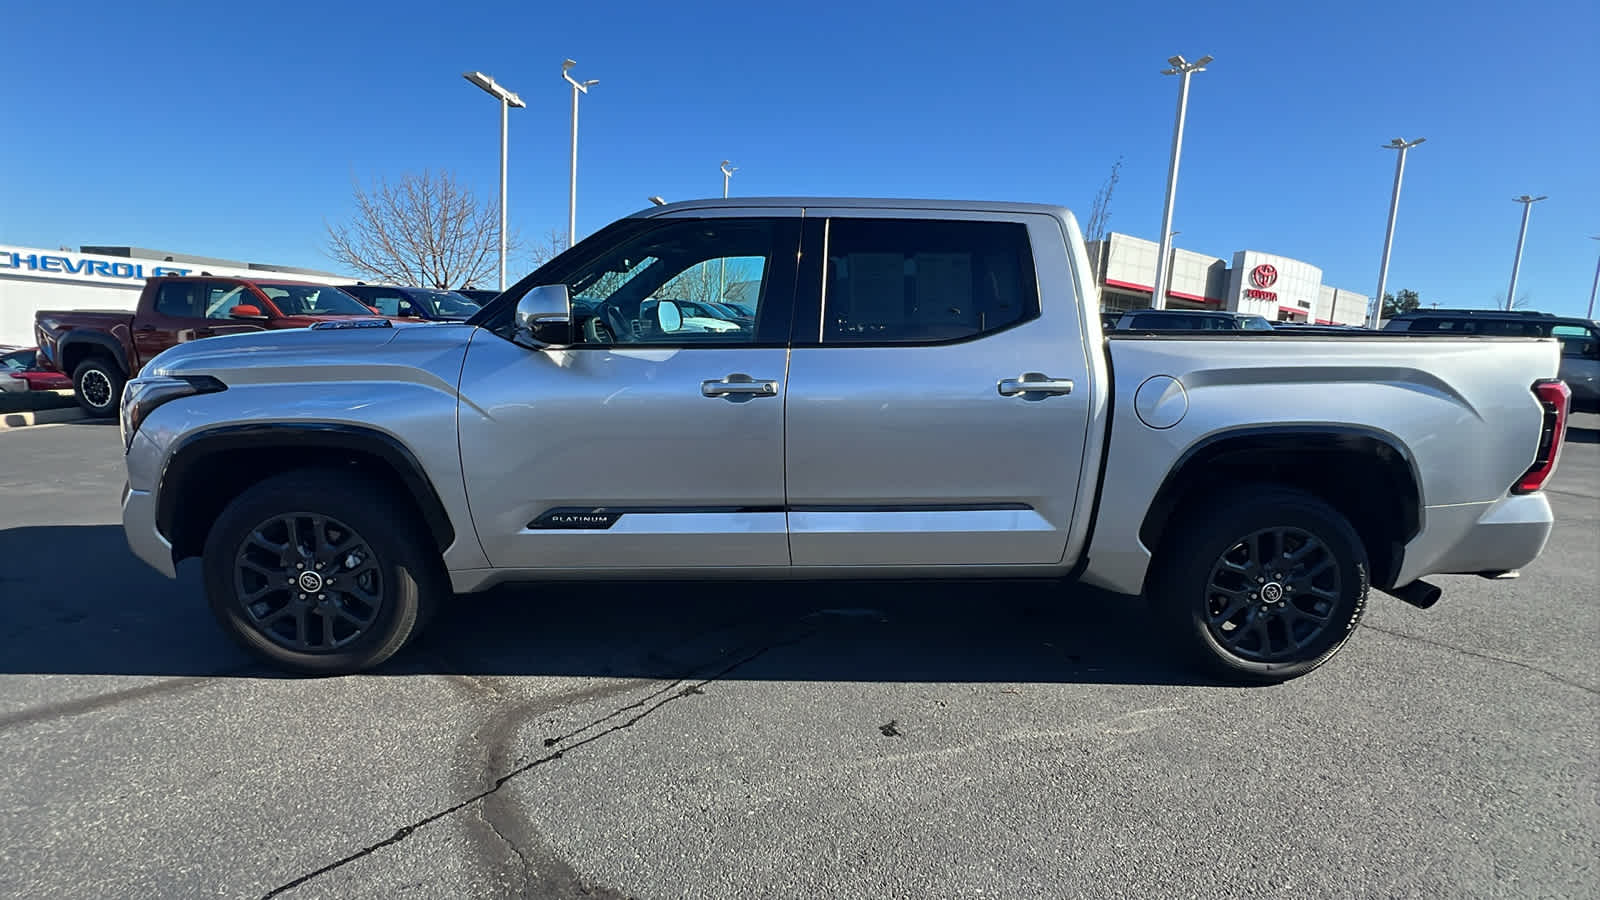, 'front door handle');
998,373,1074,397
702,374,779,398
